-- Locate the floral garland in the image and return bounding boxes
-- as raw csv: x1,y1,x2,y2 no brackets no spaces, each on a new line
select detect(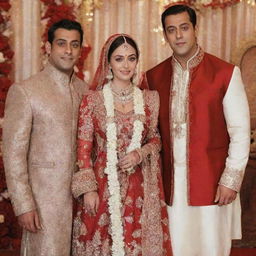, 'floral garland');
40,0,91,80
0,0,21,251
0,0,13,120
103,82,145,255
